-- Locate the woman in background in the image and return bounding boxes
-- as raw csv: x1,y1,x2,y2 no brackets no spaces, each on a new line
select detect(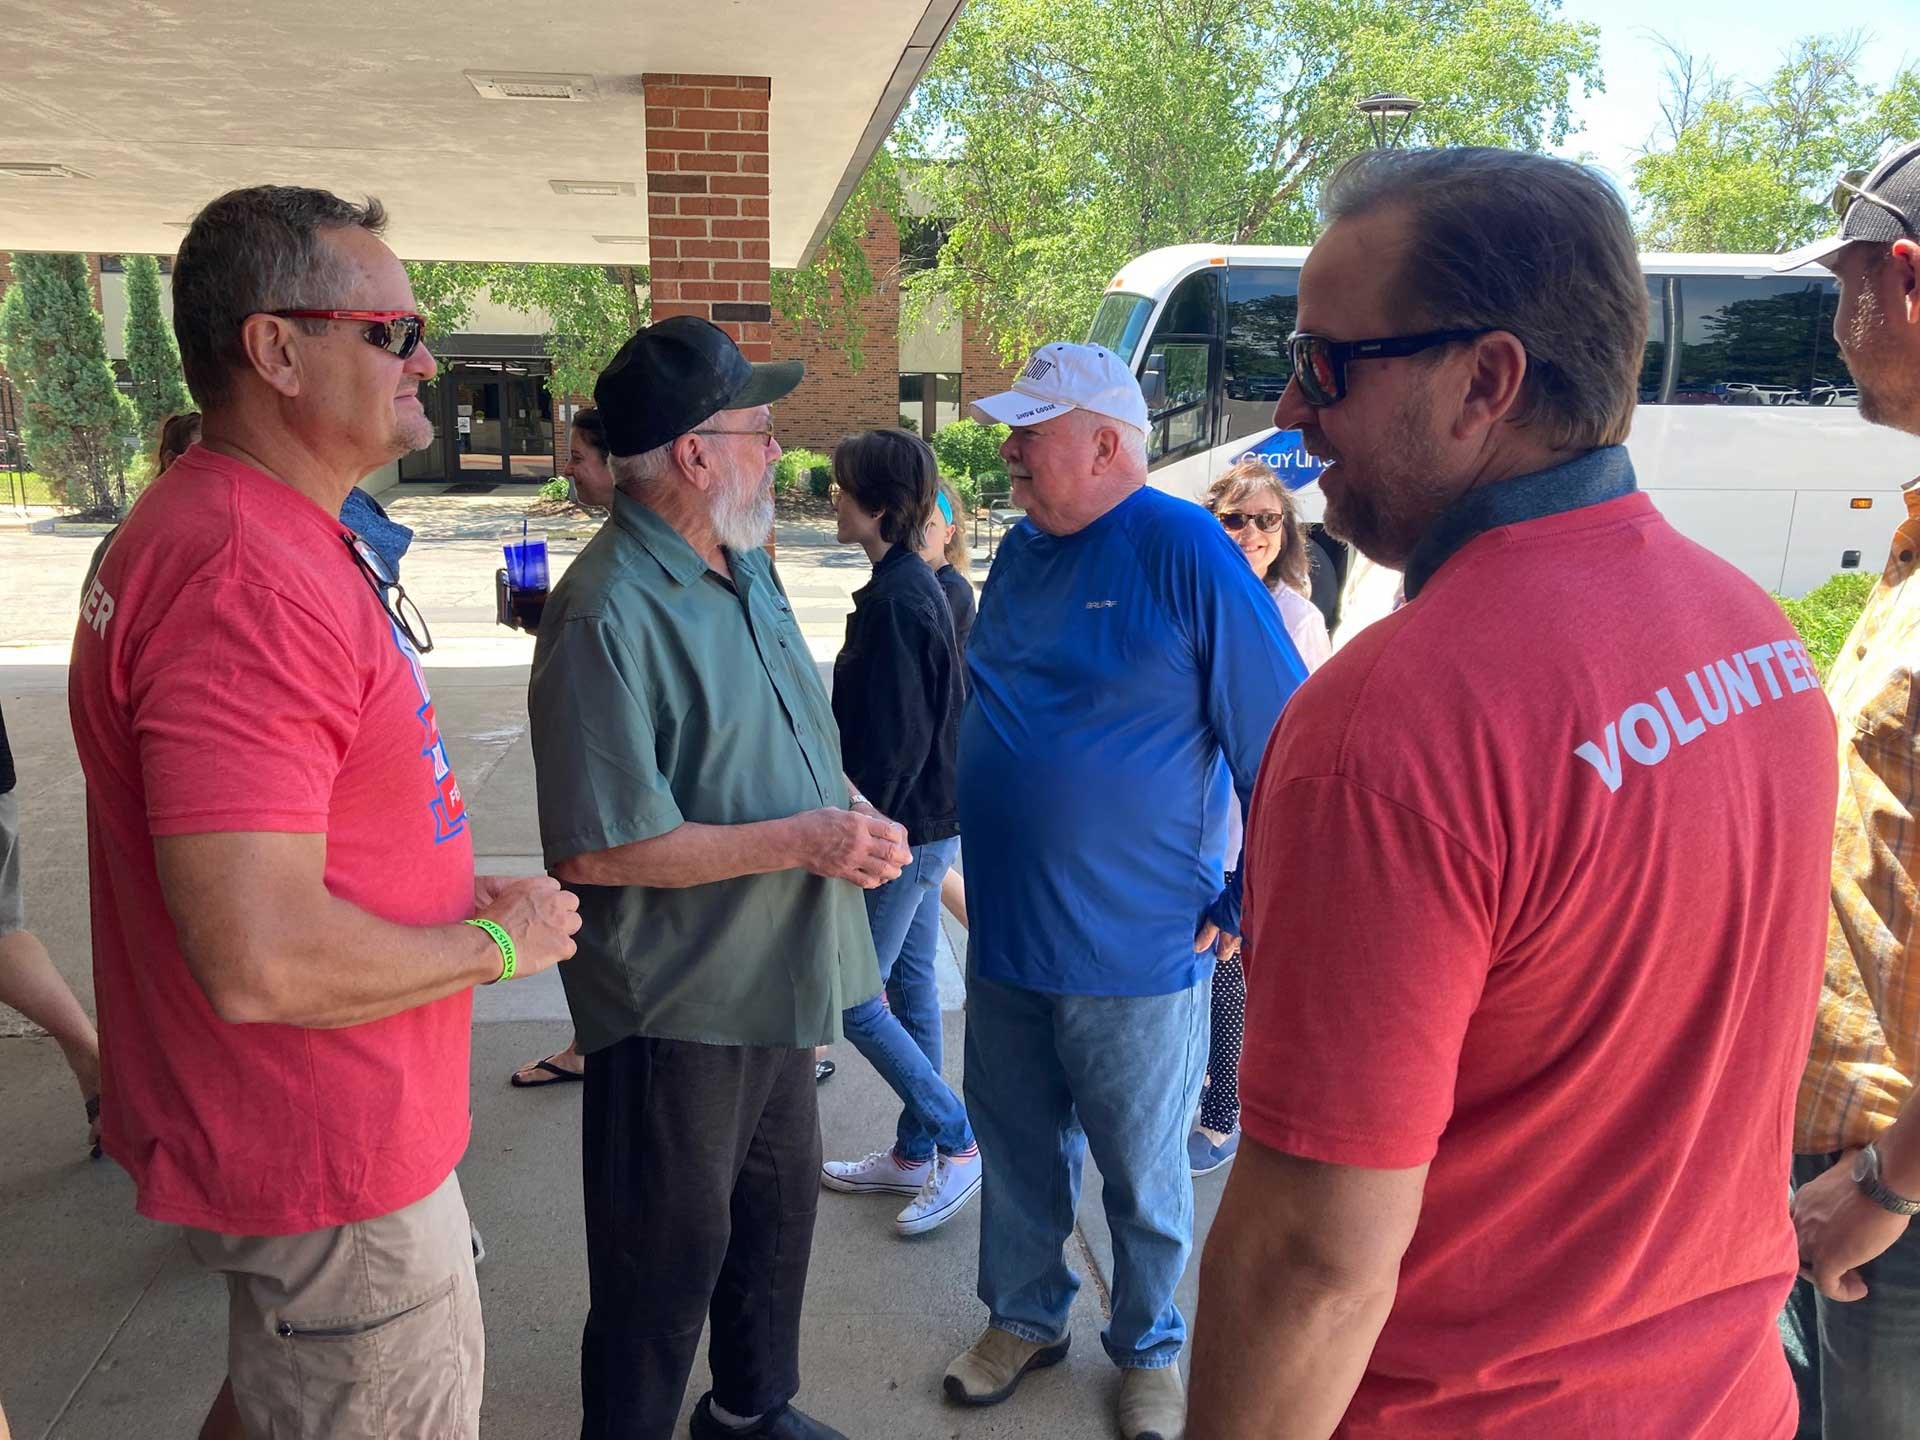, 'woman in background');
1189,458,1329,1178
819,429,980,1236
509,407,614,1088
917,478,975,657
